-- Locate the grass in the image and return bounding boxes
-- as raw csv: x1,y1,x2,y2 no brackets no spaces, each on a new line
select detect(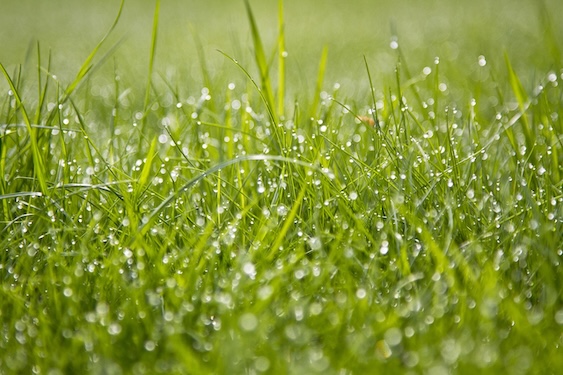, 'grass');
1,0,562,374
